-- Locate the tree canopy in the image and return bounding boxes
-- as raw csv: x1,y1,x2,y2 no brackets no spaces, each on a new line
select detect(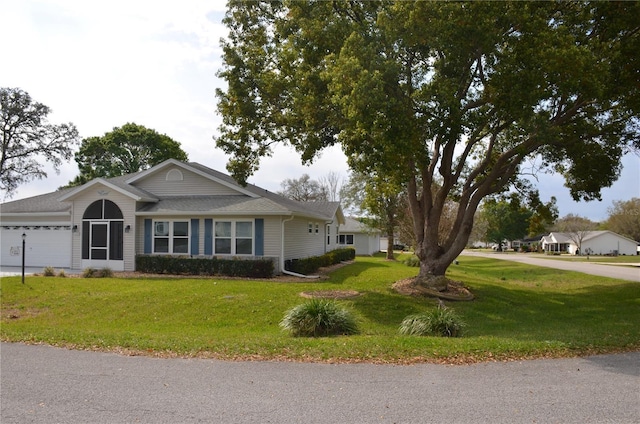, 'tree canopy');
69,123,188,186
1,87,79,198
278,173,328,201
215,1,640,288
479,196,532,251
603,198,640,242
